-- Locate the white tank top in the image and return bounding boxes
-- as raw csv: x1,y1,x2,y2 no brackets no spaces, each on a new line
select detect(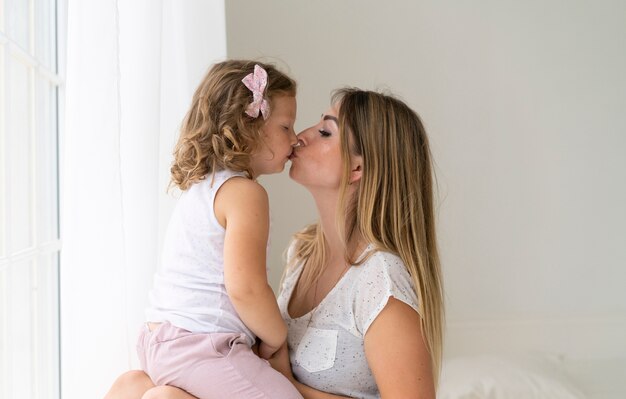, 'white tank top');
145,169,256,344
